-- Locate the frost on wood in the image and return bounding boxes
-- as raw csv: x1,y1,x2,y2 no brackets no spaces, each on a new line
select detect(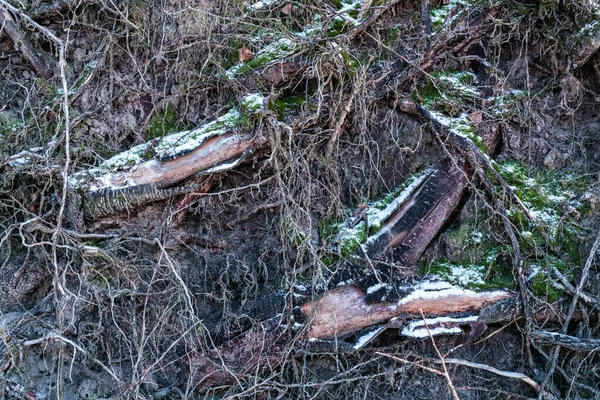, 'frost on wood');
191,279,512,388
301,279,511,339
68,94,266,218
328,157,469,266
400,315,478,338
363,157,469,265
